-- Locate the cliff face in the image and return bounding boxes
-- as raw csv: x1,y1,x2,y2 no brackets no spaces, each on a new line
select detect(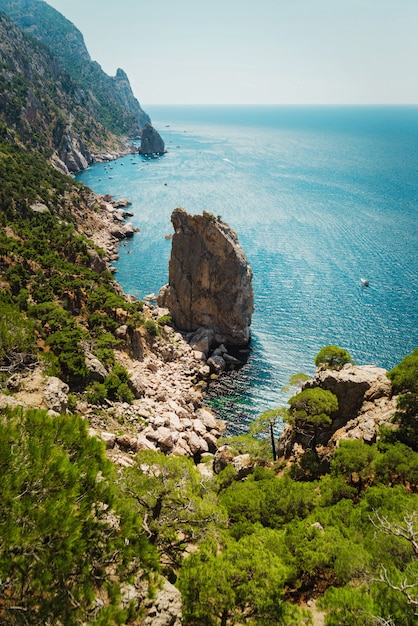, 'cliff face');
158,208,254,346
0,0,150,135
0,0,150,172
